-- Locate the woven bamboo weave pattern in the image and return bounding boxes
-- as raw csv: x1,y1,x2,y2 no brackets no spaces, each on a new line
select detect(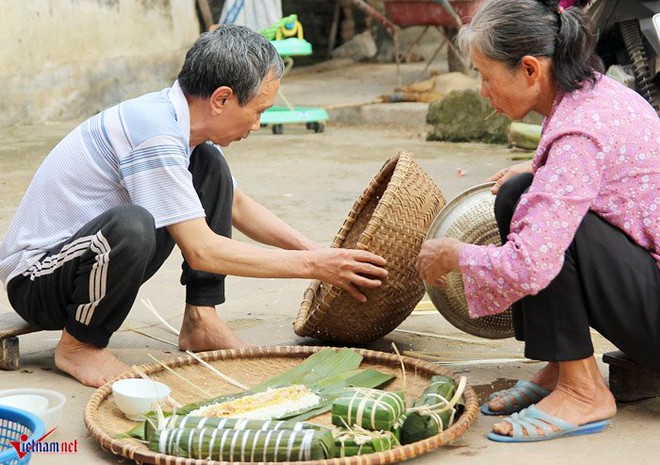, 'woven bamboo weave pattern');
425,183,514,338
295,152,446,344
84,346,478,465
